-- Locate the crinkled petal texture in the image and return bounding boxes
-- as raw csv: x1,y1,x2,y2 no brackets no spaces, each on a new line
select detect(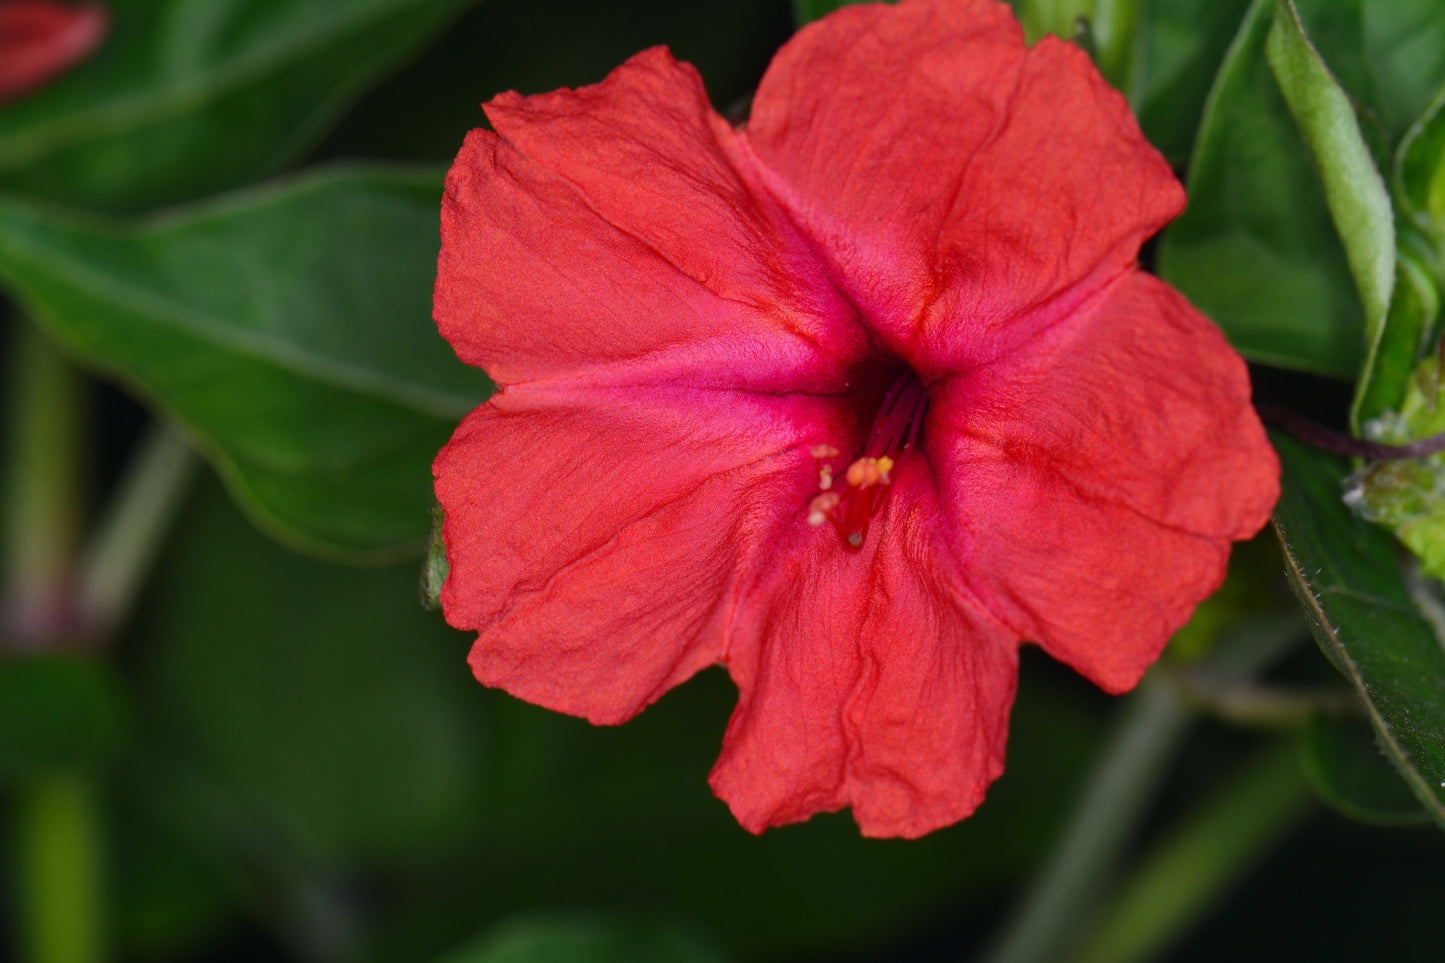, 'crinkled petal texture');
929,272,1278,694
434,0,1280,839
0,1,107,104
745,0,1183,376
712,460,1020,838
